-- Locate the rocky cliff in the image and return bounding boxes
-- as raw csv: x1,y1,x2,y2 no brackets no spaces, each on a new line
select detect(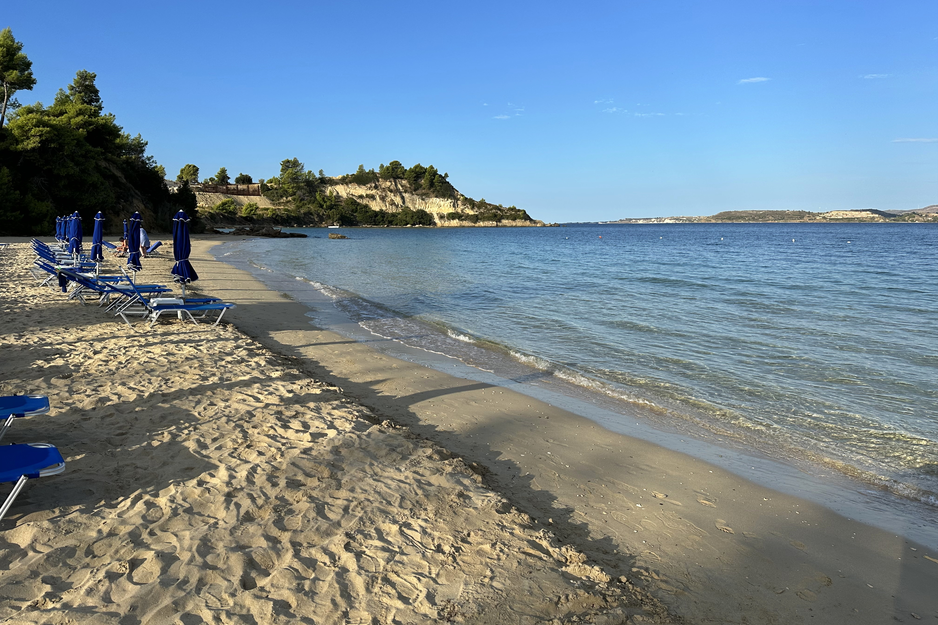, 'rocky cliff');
195,178,546,227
